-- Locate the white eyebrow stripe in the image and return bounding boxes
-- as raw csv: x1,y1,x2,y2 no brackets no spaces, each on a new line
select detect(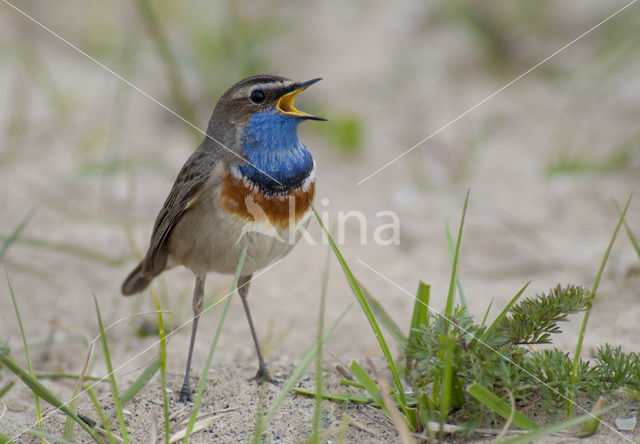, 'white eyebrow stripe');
231,81,294,100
